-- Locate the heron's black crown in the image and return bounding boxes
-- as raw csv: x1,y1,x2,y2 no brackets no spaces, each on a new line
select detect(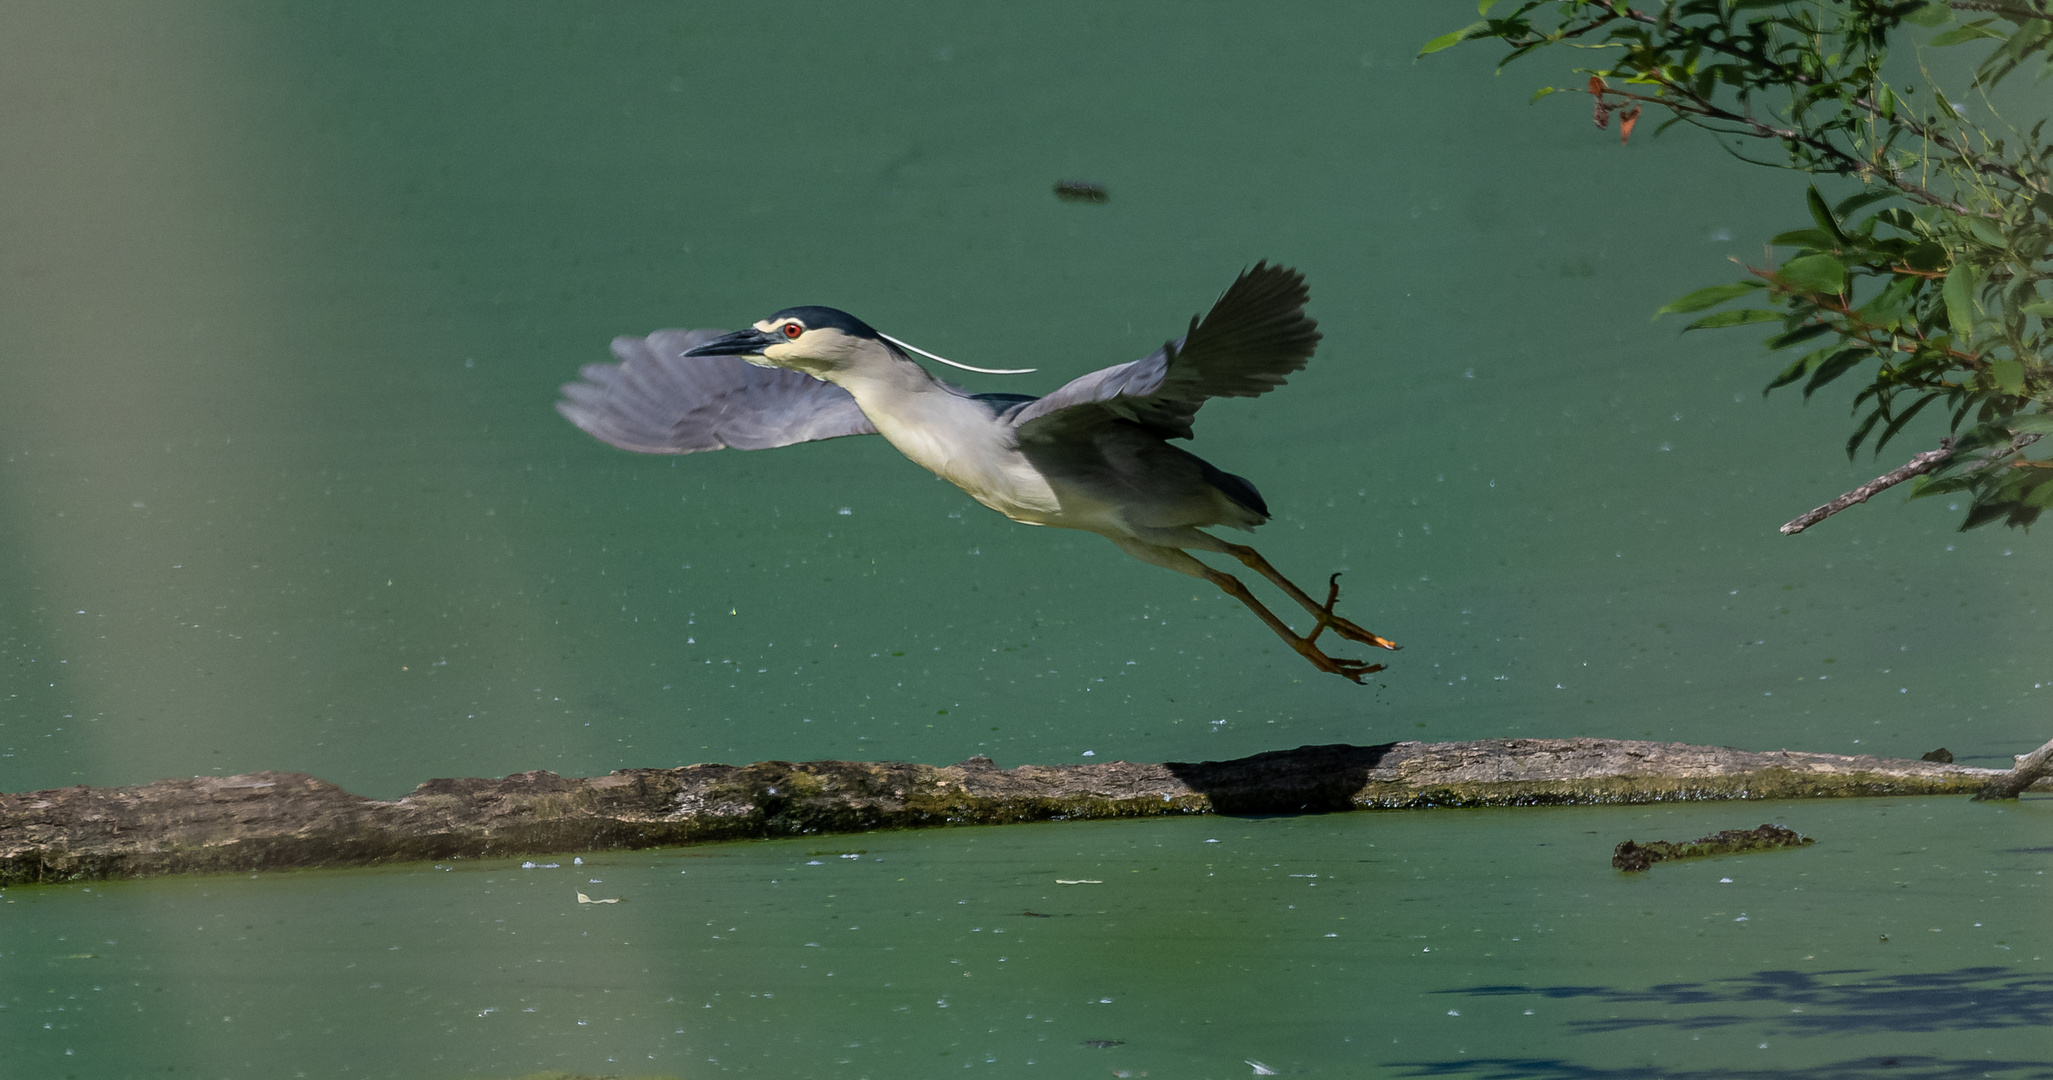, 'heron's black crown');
770,306,879,339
